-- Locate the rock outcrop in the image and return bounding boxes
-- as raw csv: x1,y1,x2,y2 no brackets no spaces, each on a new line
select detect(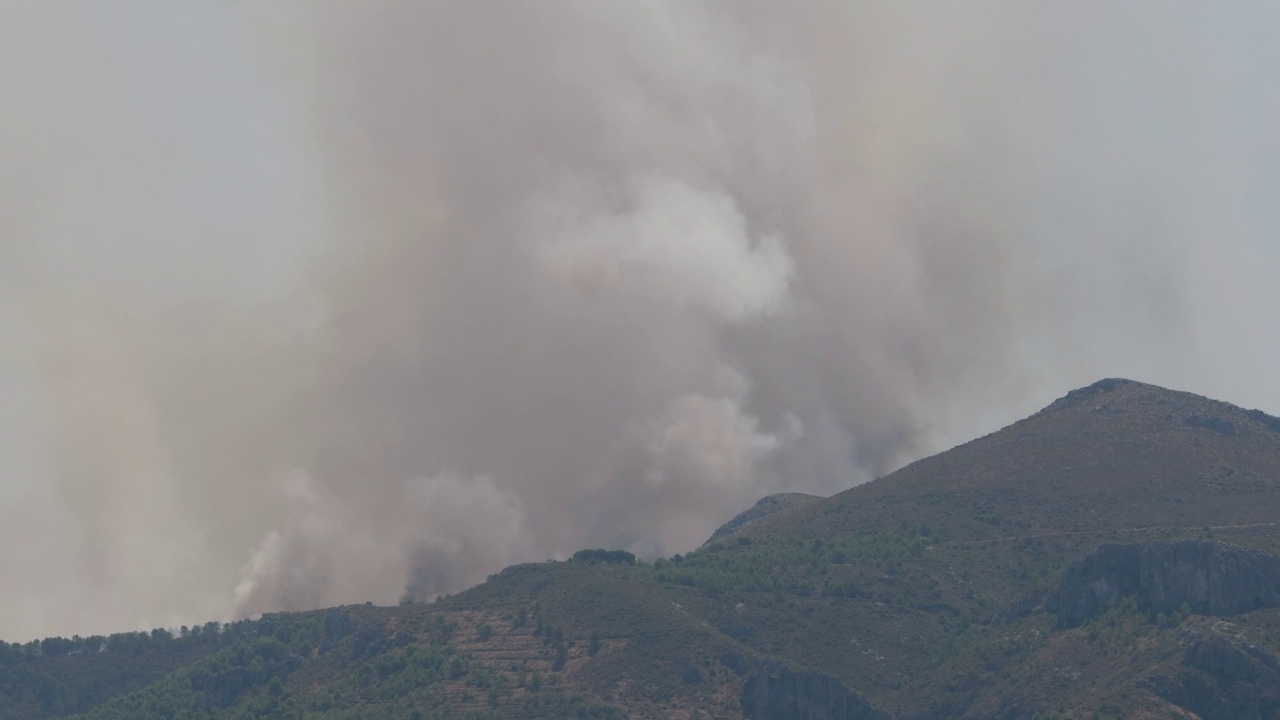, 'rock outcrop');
1145,633,1280,720
1048,540,1280,627
1185,413,1239,436
707,493,822,544
741,658,891,720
